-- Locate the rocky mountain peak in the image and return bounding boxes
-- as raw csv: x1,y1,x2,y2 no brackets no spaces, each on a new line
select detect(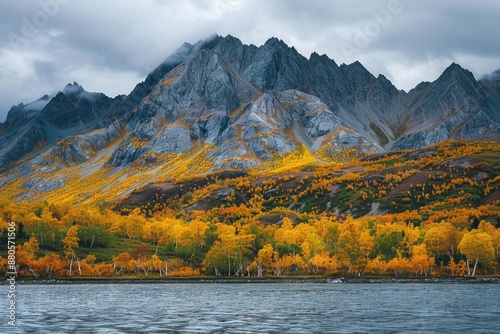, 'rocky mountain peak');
392,62,498,150
1,94,53,133
438,63,477,85
375,74,398,91
170,34,221,64
339,60,375,89
62,82,85,95
309,52,338,67
480,68,500,82
264,37,288,48
211,34,246,57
